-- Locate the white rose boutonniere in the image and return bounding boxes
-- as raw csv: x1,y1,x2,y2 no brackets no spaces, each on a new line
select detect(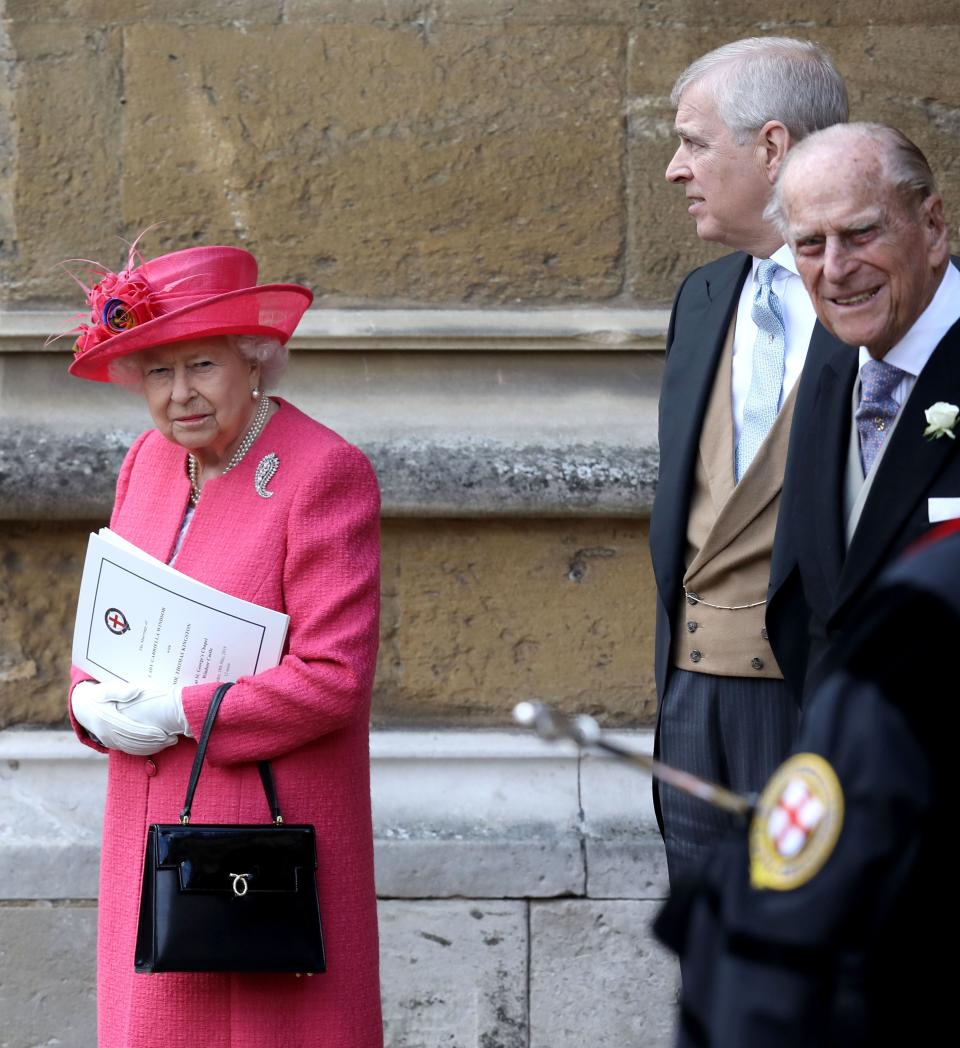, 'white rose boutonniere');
923,402,959,440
